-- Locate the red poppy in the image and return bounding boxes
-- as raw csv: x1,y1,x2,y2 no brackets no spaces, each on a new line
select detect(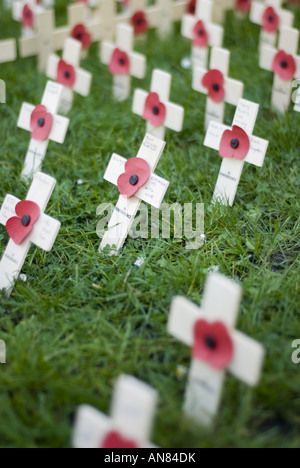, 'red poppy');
187,0,196,14
236,0,251,12
22,4,34,29
6,201,40,245
262,6,279,33
101,431,138,449
131,10,149,35
109,48,130,75
142,92,166,127
57,59,76,88
30,105,53,141
193,319,234,370
219,125,250,160
117,158,151,199
192,20,209,48
71,24,91,50
202,69,225,103
272,50,296,81
76,0,88,3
